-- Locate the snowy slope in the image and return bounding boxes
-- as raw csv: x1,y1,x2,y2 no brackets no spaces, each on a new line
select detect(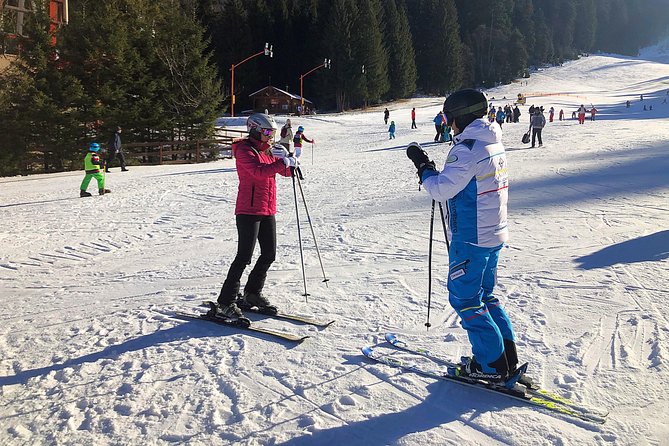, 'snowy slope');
1,45,669,445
